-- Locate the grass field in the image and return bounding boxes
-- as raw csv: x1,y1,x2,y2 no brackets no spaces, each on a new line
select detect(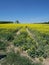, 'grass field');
0,23,49,65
